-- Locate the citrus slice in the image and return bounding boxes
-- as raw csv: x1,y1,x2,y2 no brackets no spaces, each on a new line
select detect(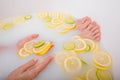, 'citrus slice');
64,16,75,24
84,39,96,51
37,12,48,19
12,16,25,24
96,70,113,80
64,56,82,73
51,18,63,26
65,24,76,30
24,15,32,20
86,68,98,80
49,11,61,18
43,16,52,22
74,38,87,53
2,22,14,30
63,41,75,50
33,42,53,55
46,22,58,28
24,41,34,54
93,51,112,68
55,51,77,65
33,40,45,48
18,48,30,58
71,76,83,80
